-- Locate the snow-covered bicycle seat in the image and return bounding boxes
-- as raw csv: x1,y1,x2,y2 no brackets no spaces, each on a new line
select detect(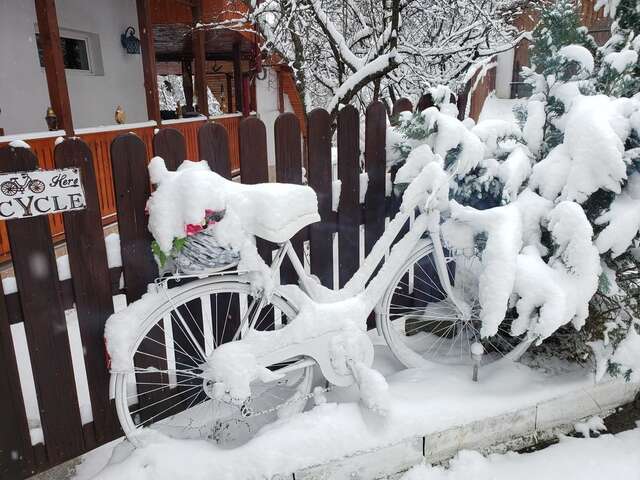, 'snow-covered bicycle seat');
147,157,320,250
